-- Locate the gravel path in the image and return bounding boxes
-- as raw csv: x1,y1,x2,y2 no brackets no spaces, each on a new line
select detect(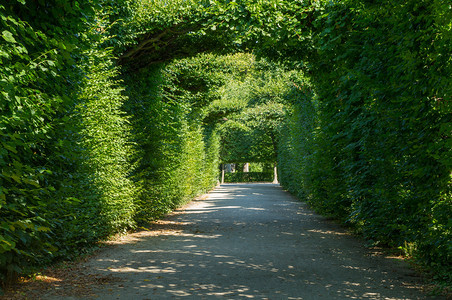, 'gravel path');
41,183,441,299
